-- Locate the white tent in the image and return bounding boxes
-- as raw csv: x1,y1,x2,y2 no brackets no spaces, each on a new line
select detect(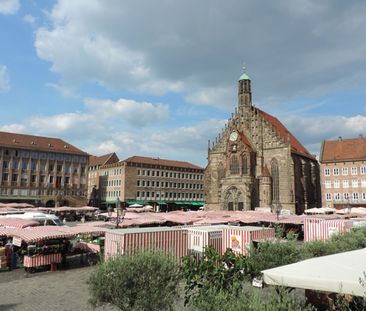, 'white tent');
262,248,366,297
129,204,143,208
